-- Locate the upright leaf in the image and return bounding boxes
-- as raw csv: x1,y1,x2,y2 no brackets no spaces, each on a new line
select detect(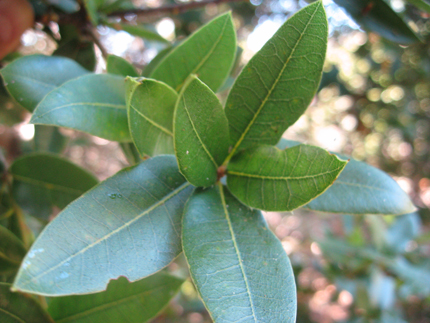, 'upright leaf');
150,12,236,92
126,77,177,157
30,74,131,142
53,39,96,71
0,55,89,112
107,55,138,77
105,22,168,43
333,0,421,44
224,1,327,159
0,225,27,275
227,145,347,211
406,0,430,13
48,273,184,323
142,46,173,77
183,185,296,322
174,76,230,187
10,153,99,221
13,156,193,296
277,139,416,215
0,283,54,323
